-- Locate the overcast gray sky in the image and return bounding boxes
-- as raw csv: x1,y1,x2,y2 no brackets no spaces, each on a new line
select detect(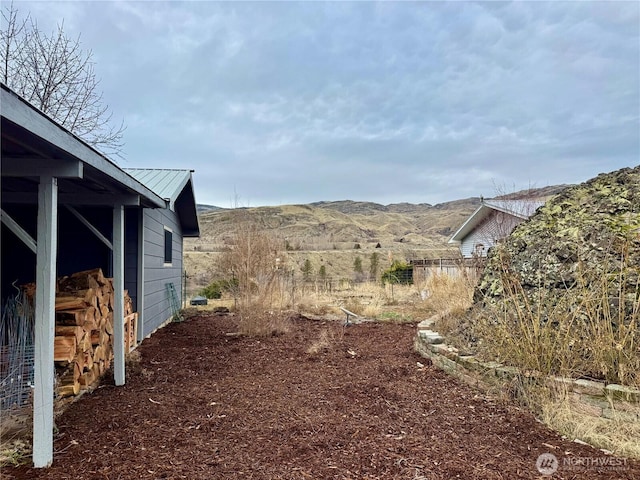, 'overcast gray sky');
22,1,640,207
